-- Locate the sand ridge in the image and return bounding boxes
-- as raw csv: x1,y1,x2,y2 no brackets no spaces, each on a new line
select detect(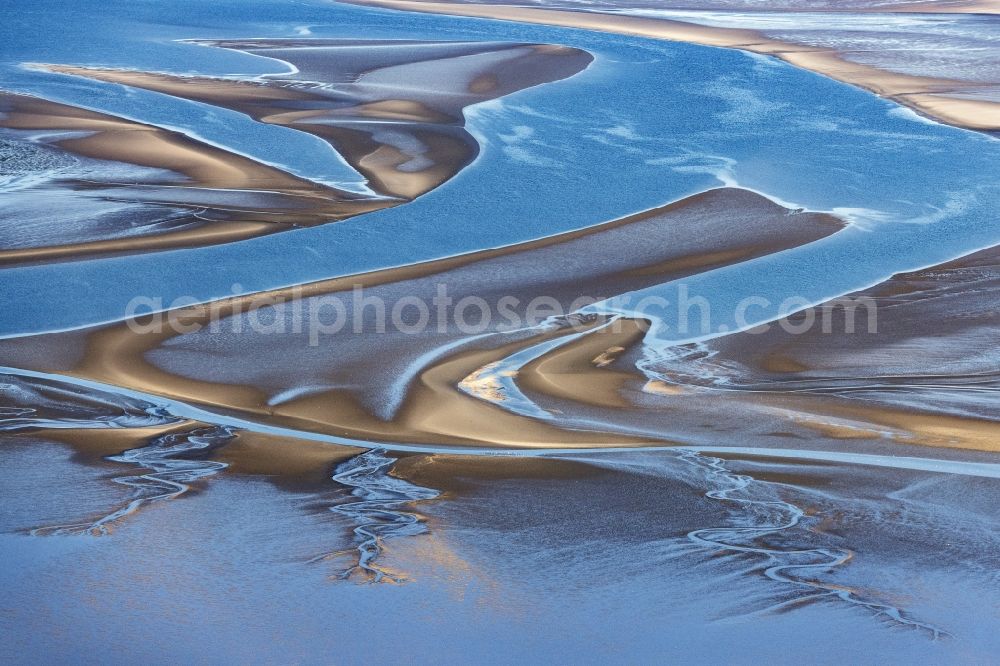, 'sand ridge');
345,0,1000,130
